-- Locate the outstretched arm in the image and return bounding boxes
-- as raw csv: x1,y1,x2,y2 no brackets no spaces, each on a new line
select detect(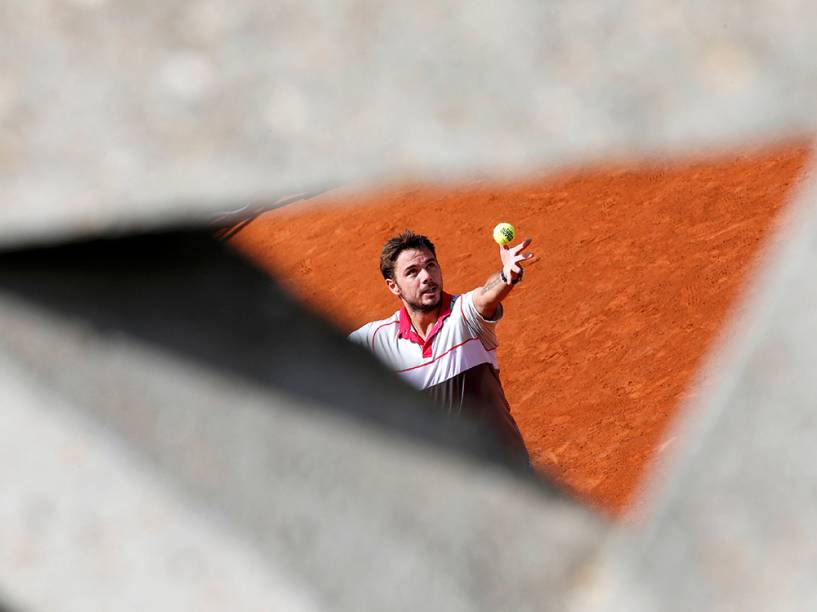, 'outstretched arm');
473,238,534,319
